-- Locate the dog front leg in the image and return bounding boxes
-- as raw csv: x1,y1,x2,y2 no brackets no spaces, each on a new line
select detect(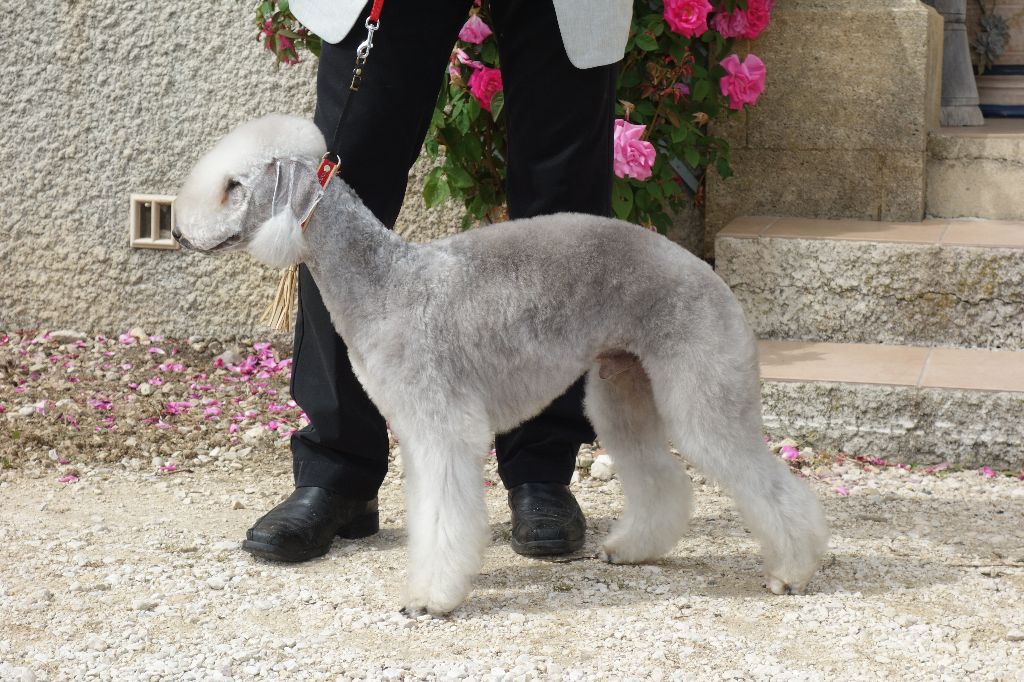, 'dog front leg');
398,425,491,616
